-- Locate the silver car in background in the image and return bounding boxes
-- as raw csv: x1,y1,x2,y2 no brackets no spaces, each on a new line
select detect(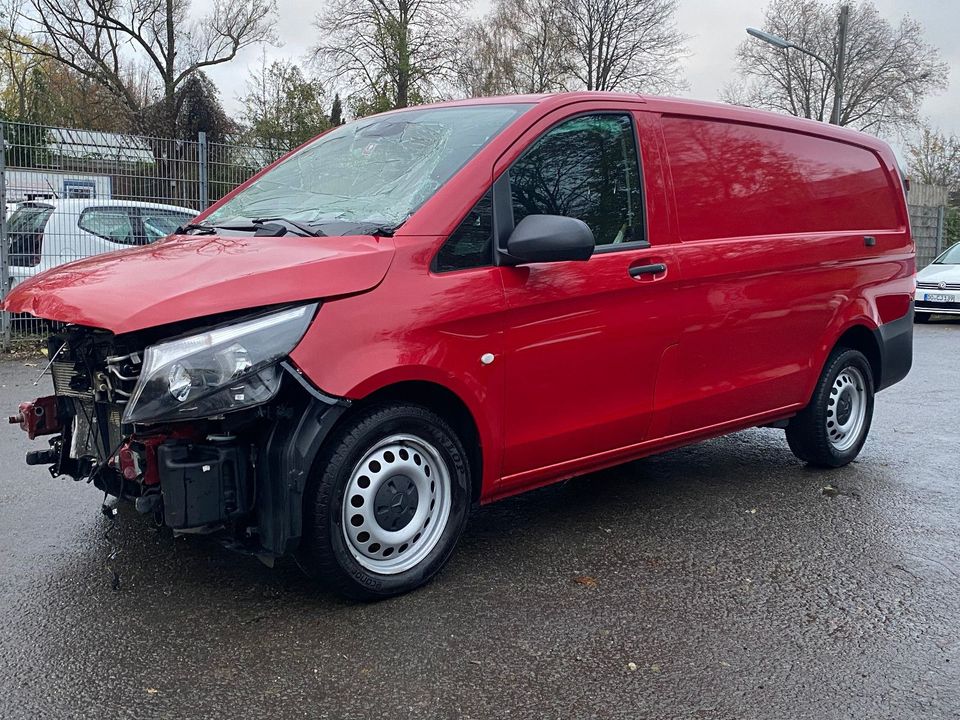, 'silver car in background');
915,243,960,322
